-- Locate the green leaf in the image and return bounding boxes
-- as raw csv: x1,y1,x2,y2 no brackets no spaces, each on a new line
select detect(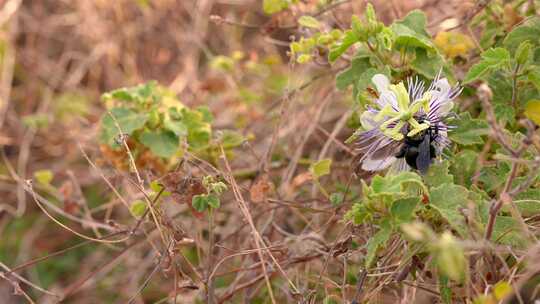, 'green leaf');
336,57,371,90
494,103,516,127
448,112,489,145
310,159,332,178
450,150,478,186
436,232,467,282
102,81,158,104
207,194,220,209
34,170,53,186
411,48,445,79
150,180,171,197
488,72,512,105
164,117,187,137
478,164,510,192
345,203,370,225
350,15,368,41
503,17,540,52
490,215,525,246
391,24,434,51
197,106,214,123
263,0,288,14
394,10,429,38
463,61,493,84
492,281,512,300
429,184,469,236
371,171,425,195
298,16,320,29
130,200,147,217
296,54,312,64
480,20,501,49
482,47,511,63
365,221,392,267
515,41,533,65
514,199,540,217
439,276,452,304
463,48,511,84
140,130,179,158
424,161,453,188
524,99,540,125
192,194,208,212
329,192,344,206
219,130,246,148
182,108,212,149
527,66,540,90
100,108,149,145
515,188,540,202
210,181,228,195
329,30,358,63
390,197,420,223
